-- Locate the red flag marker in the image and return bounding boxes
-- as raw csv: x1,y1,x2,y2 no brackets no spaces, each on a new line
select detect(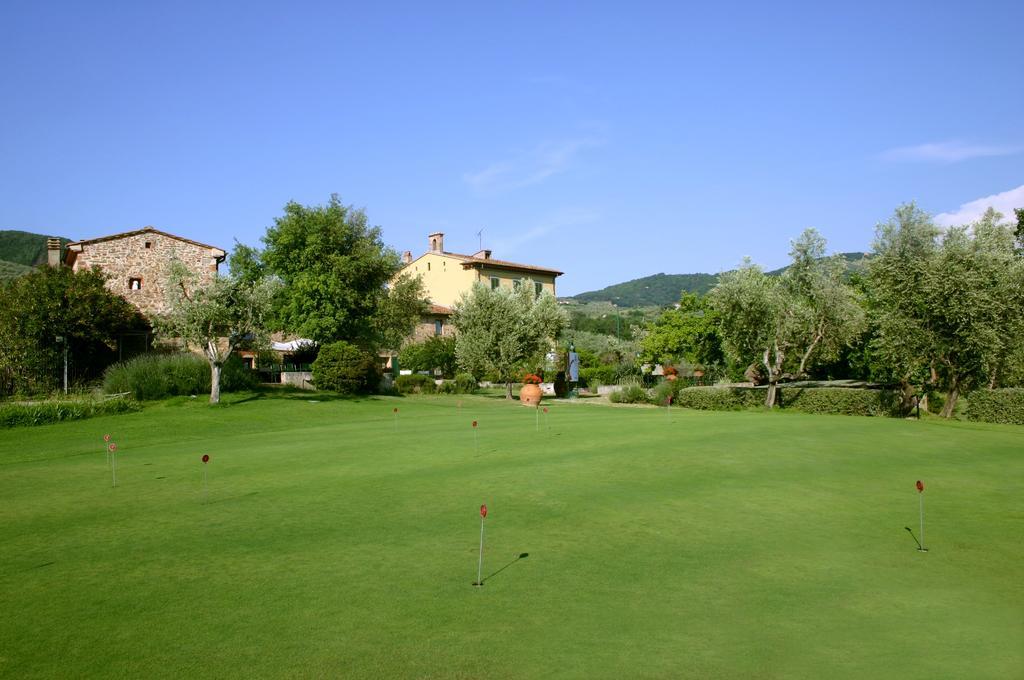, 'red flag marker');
201,455,211,502
916,480,927,552
103,434,111,442
108,443,118,487
474,504,488,586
